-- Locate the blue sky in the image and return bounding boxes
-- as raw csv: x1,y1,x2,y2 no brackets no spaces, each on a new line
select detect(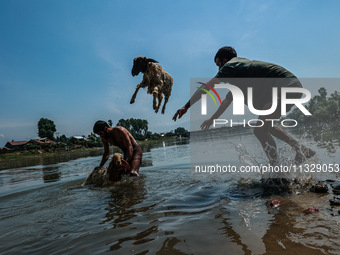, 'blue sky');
1,0,340,146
